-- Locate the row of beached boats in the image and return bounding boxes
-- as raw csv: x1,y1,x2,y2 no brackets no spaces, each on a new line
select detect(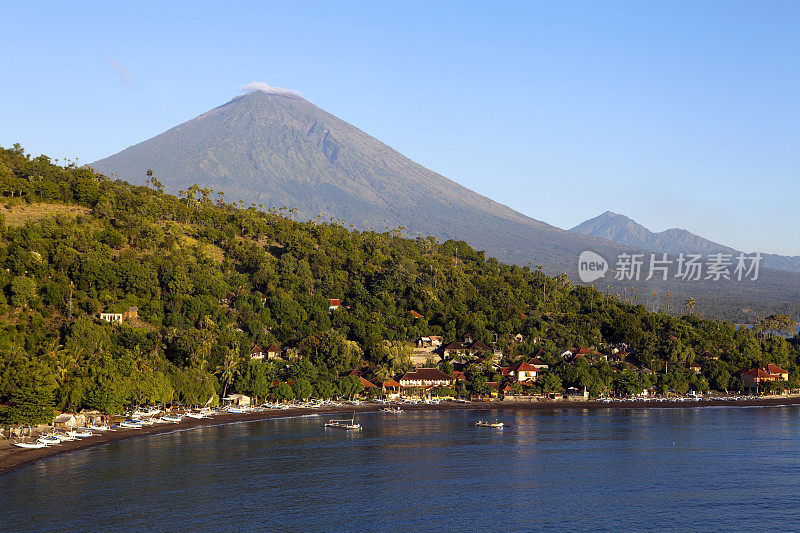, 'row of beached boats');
13,425,114,449
12,407,220,449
